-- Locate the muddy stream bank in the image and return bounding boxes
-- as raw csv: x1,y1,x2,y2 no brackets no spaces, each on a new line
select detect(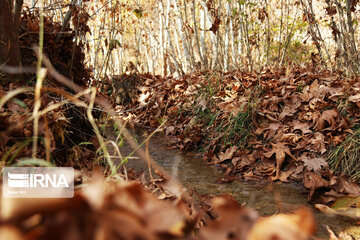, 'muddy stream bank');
107,127,358,238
